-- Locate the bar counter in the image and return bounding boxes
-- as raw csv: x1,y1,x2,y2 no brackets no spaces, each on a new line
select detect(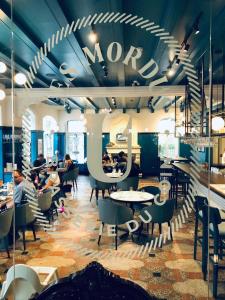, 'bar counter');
172,162,225,198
